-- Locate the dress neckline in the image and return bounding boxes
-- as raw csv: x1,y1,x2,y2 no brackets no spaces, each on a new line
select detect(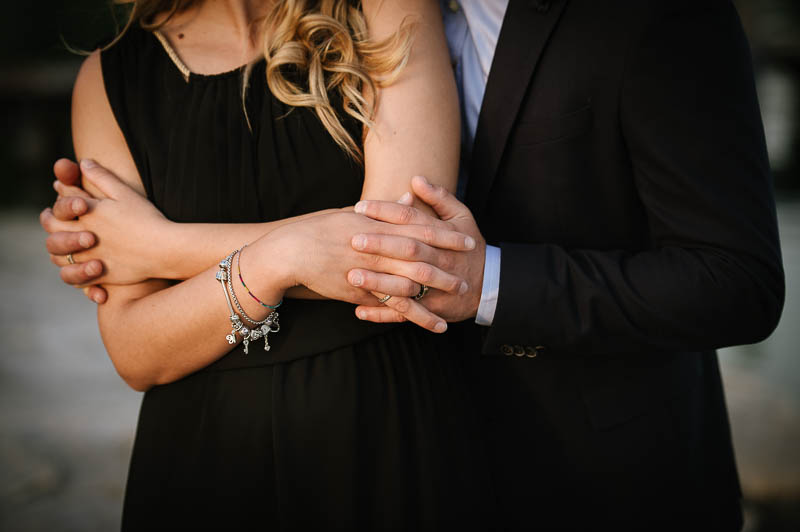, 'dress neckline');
152,30,257,82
